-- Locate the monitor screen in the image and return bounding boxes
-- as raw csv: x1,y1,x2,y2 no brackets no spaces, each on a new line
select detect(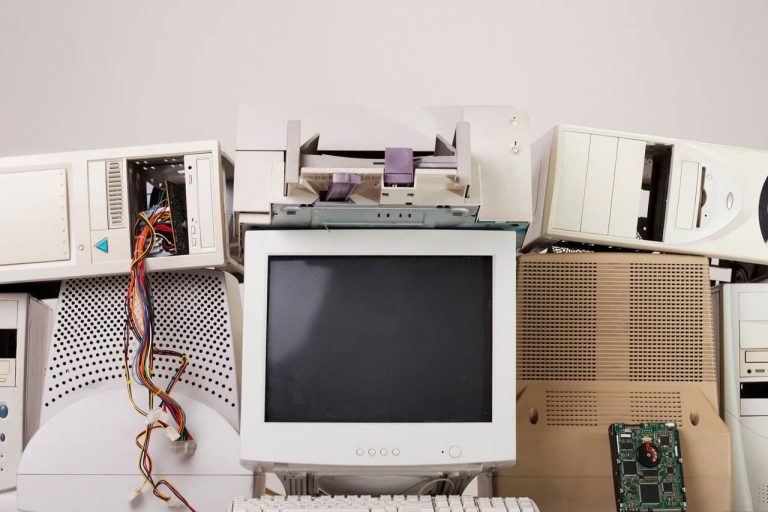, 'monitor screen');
265,255,493,423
